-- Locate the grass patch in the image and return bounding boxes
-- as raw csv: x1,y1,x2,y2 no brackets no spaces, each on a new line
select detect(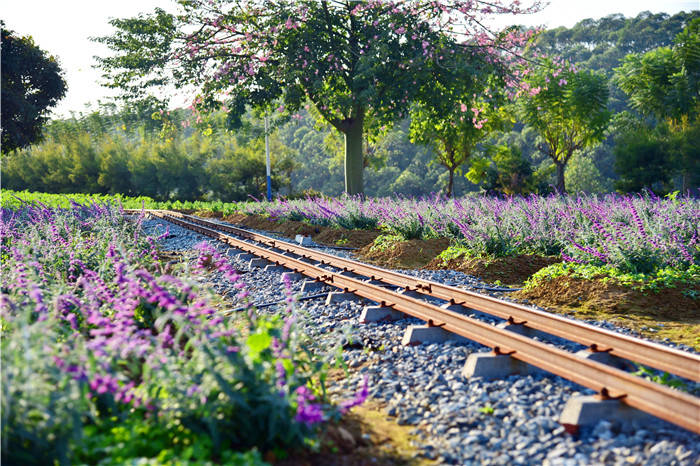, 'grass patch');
434,245,488,265
525,262,700,294
369,234,406,254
